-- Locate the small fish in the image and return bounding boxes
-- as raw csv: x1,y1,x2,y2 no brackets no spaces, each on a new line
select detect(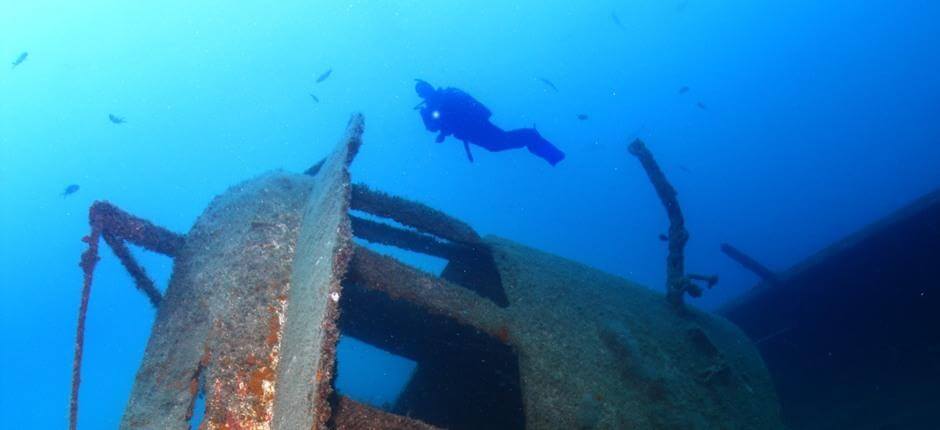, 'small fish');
315,68,332,83
61,184,80,197
611,12,626,31
108,114,126,124
678,164,692,173
11,52,28,69
658,234,668,241
537,77,558,92
585,140,604,152
678,86,690,95
309,93,319,103
576,114,589,121
696,101,707,110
